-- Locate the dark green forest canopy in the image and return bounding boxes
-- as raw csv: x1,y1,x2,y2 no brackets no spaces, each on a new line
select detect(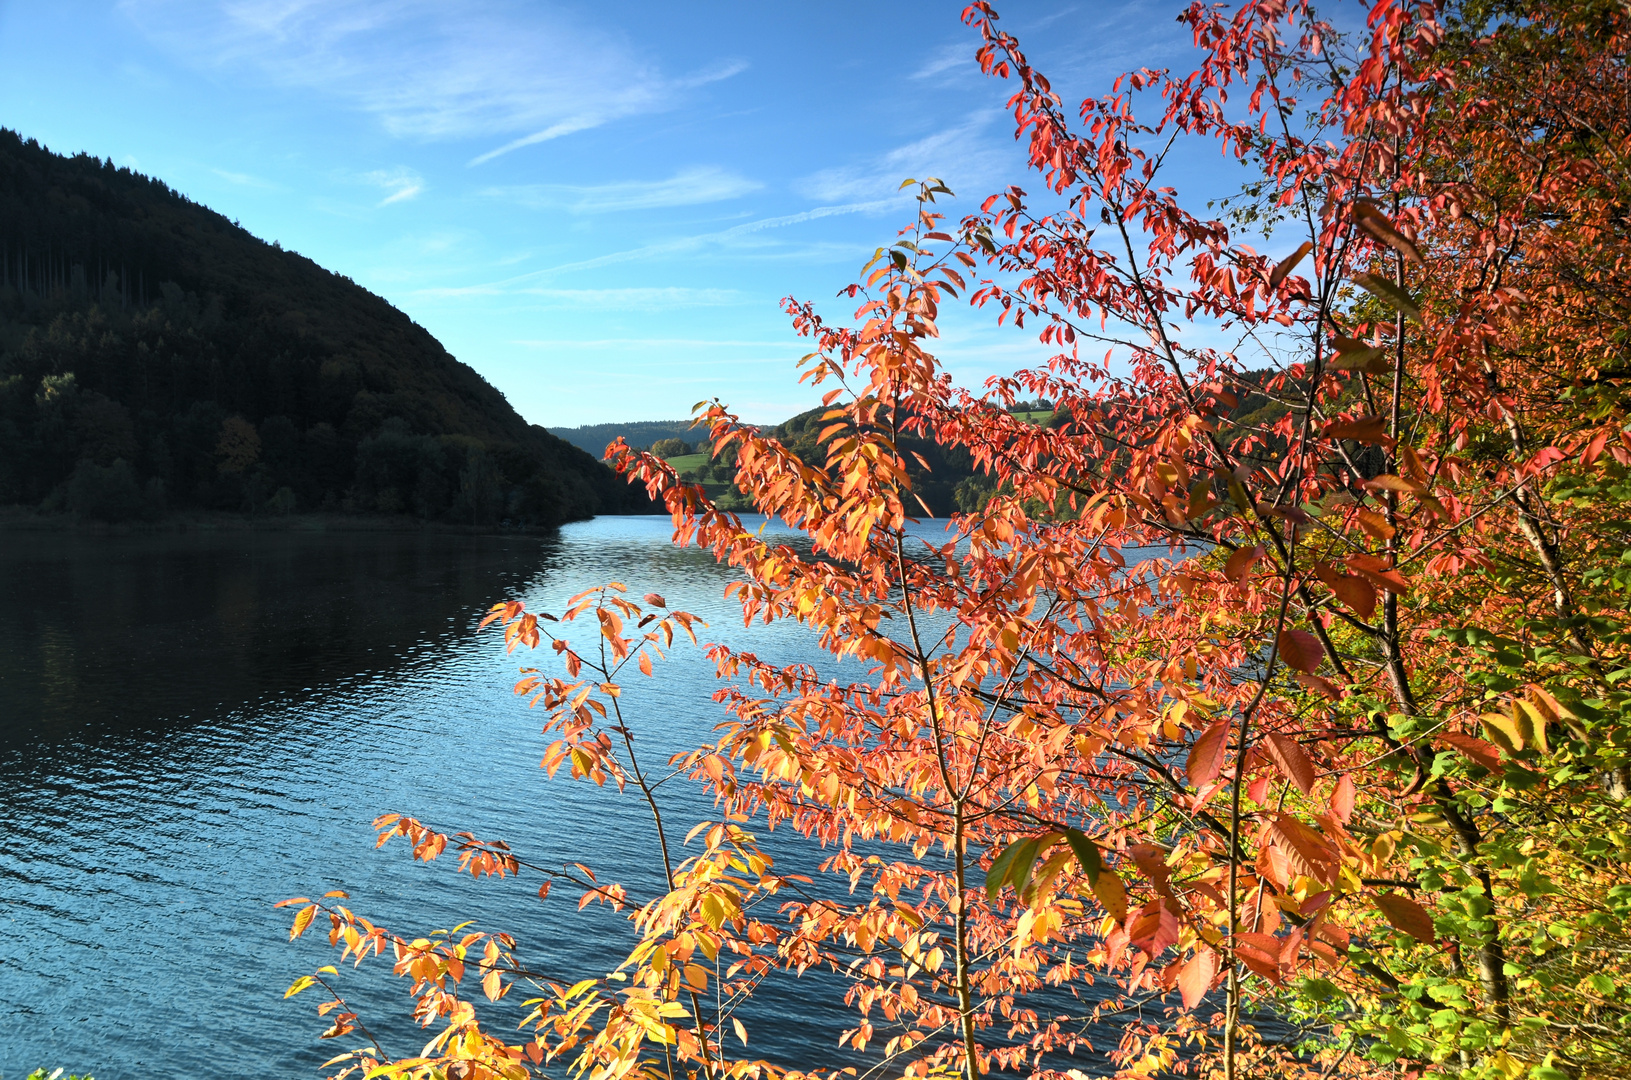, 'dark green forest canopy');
0,129,649,525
